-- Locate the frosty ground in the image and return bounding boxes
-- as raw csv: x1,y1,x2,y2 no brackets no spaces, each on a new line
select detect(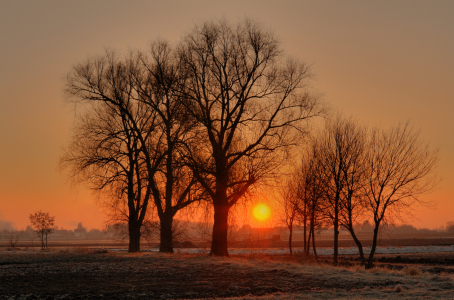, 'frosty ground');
1,249,454,299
